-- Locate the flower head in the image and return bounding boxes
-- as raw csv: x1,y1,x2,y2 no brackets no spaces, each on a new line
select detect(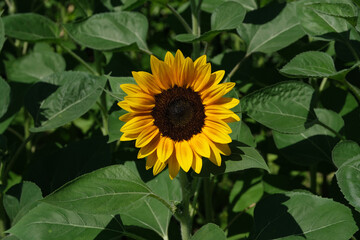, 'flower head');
118,50,240,179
